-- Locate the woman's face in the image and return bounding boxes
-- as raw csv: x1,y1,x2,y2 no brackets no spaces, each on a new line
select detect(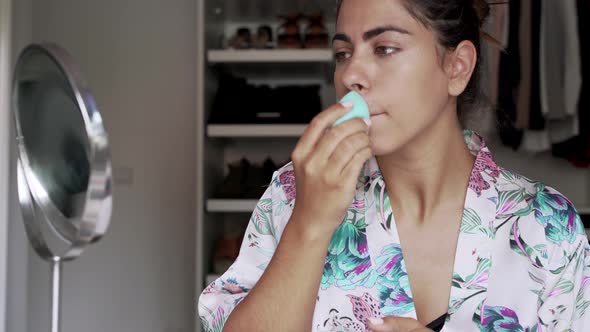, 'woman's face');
333,0,455,156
